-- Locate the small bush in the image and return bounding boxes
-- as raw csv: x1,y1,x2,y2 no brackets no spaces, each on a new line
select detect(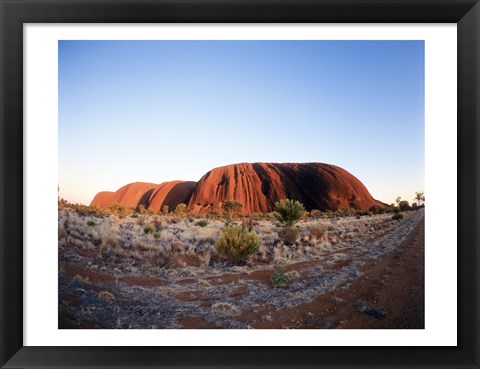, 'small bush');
87,220,96,227
392,213,404,221
195,219,208,227
273,199,305,227
174,203,187,217
280,226,300,244
309,209,322,218
241,217,254,231
222,200,243,218
215,225,260,262
153,218,163,231
144,224,155,234
207,209,222,220
98,291,114,302
162,205,169,215
130,213,139,218
309,224,326,241
271,268,289,289
369,205,385,214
